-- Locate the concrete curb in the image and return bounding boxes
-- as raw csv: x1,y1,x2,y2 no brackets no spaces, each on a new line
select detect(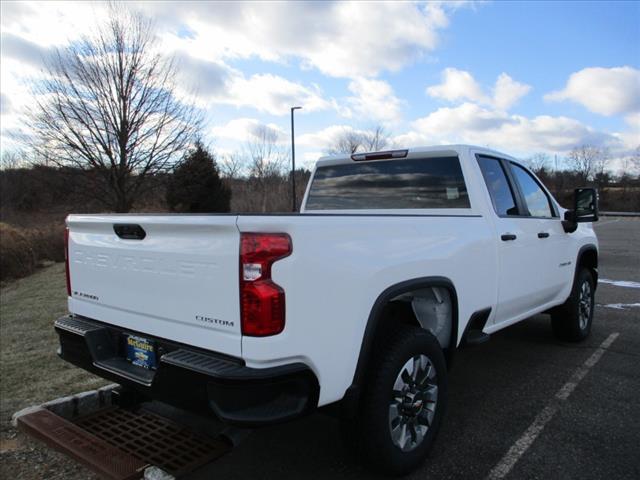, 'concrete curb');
144,466,176,480
600,211,640,217
11,383,119,427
